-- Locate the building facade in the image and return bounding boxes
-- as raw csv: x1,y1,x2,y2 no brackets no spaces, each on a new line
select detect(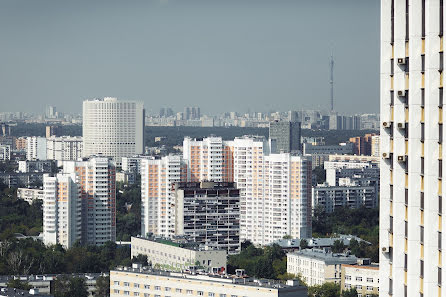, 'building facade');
287,249,357,286
46,136,83,162
174,182,240,254
340,260,379,296
26,136,47,160
130,236,227,271
269,120,302,153
0,145,10,161
110,266,308,297
380,1,446,296
43,173,82,248
17,187,44,204
82,97,144,163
